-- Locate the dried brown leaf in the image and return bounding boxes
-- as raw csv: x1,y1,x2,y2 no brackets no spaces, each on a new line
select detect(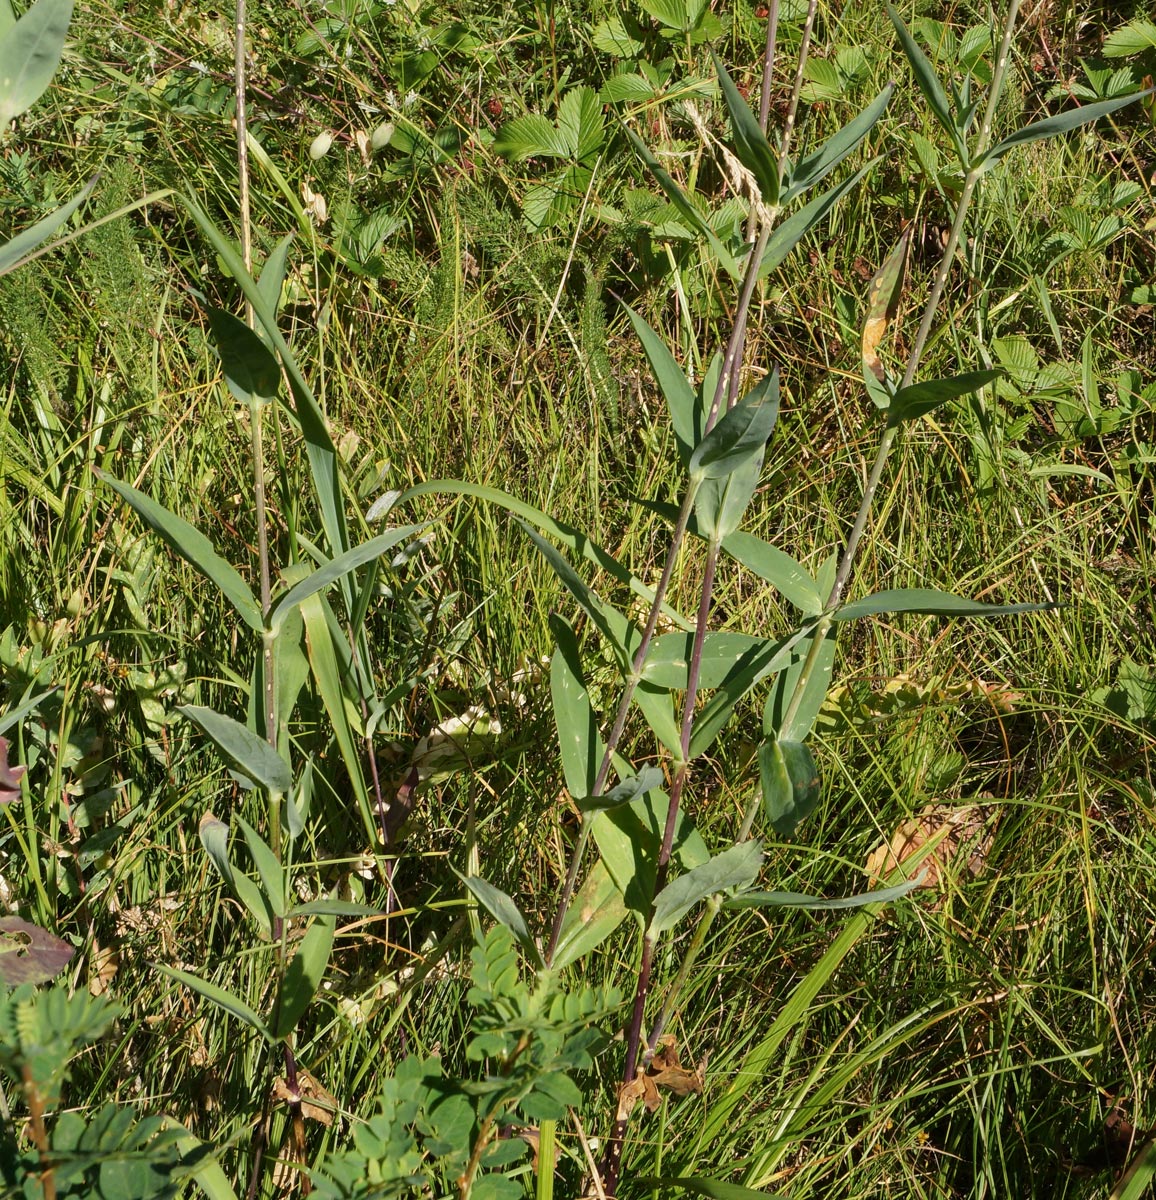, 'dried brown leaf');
865,804,994,903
